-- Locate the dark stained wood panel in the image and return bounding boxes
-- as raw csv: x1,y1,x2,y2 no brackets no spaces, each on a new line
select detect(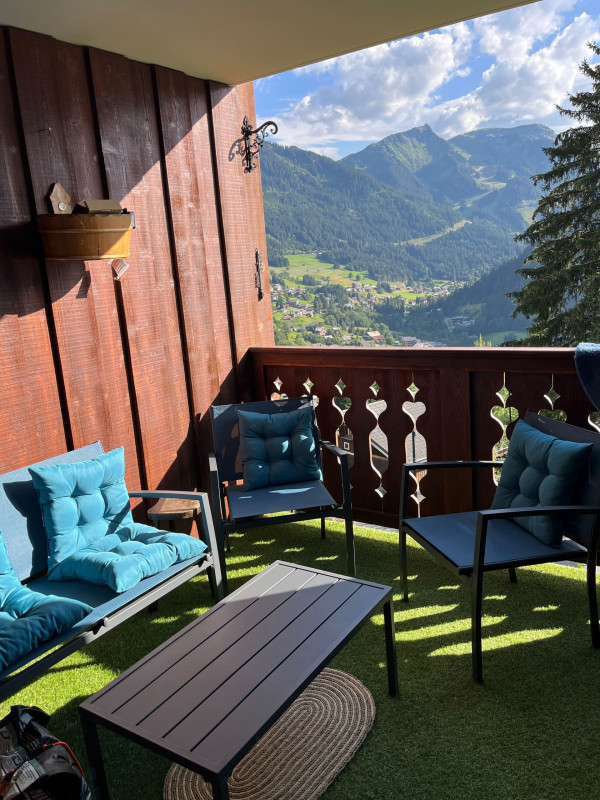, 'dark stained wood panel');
209,81,274,400
8,30,101,214
155,67,235,485
0,32,66,470
10,29,141,490
89,49,196,491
